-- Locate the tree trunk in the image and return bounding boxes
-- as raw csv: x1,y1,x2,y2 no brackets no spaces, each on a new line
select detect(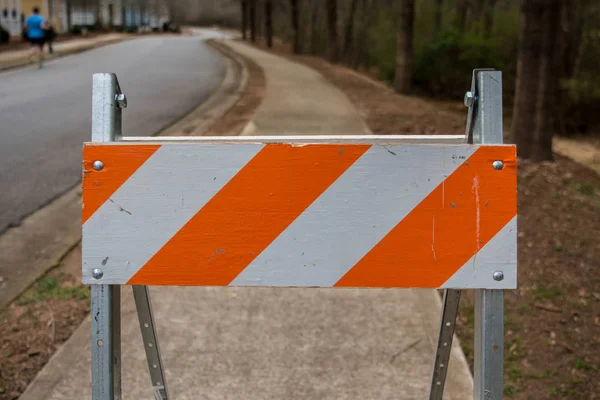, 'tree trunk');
511,0,545,159
95,0,103,28
290,0,301,53
532,0,561,161
562,0,586,80
309,1,319,55
265,0,273,48
241,0,248,40
456,0,468,32
342,0,359,62
66,0,72,30
434,0,443,37
483,0,497,37
249,0,256,42
354,0,376,68
394,0,414,93
326,0,339,62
